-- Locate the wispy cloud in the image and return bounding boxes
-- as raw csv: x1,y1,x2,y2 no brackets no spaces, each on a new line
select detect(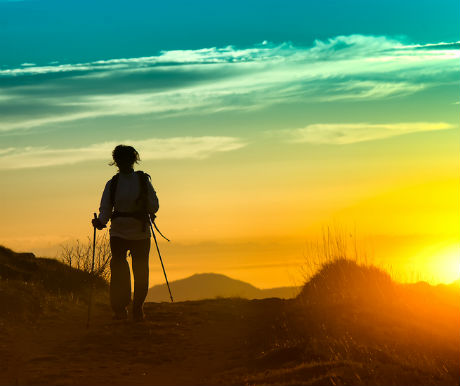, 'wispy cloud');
282,122,455,145
0,136,247,169
0,35,458,132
